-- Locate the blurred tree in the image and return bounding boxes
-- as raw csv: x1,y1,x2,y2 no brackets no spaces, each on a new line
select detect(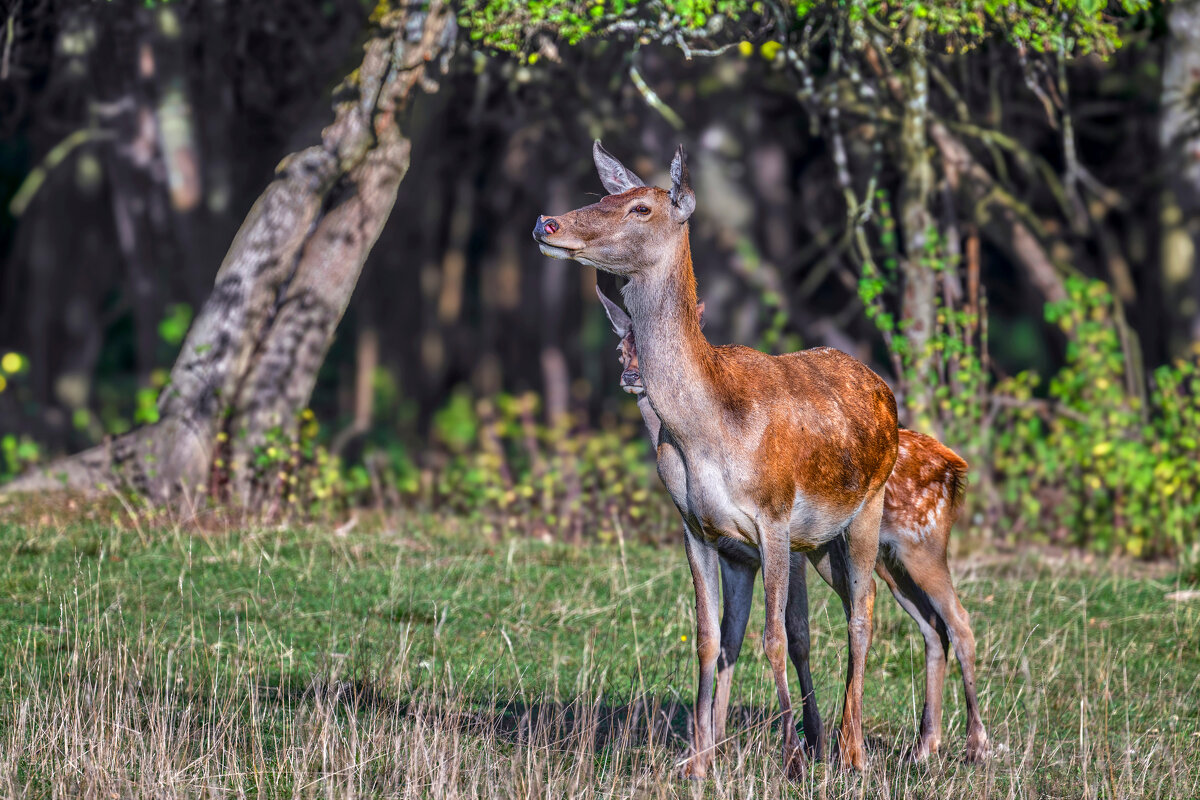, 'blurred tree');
1162,0,1200,347
4,2,455,503
1,0,1194,543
